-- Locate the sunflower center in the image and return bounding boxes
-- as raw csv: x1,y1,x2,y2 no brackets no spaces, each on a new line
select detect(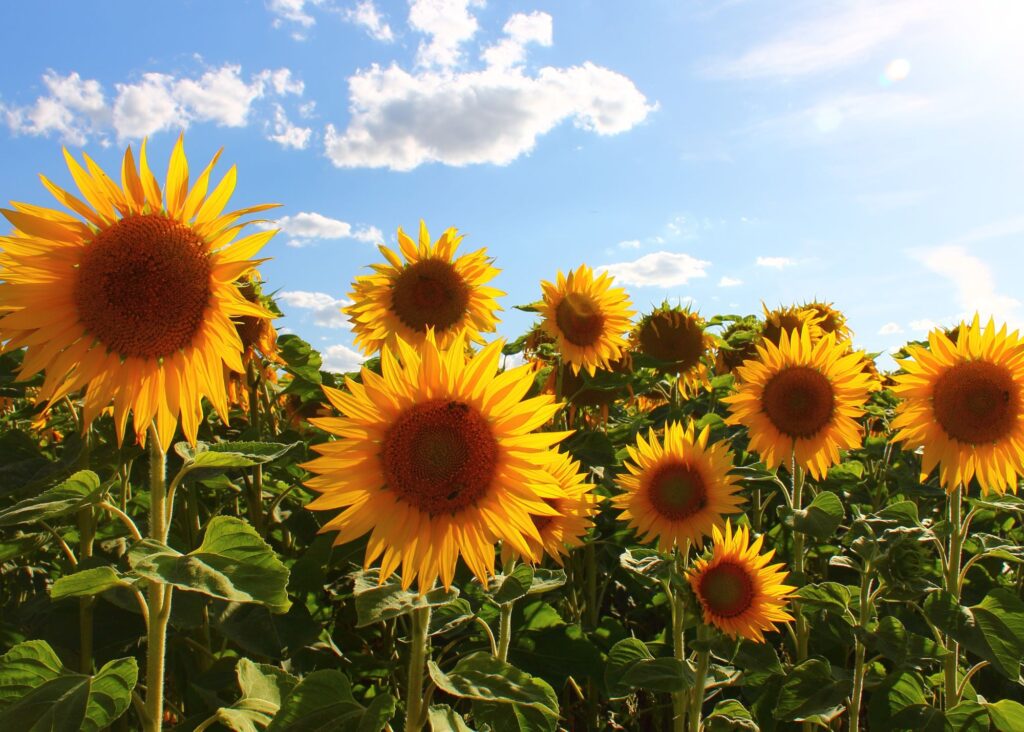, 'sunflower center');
639,315,705,372
390,259,470,334
556,293,605,347
381,399,499,515
648,461,708,520
699,561,755,618
932,360,1018,445
74,213,211,360
761,366,835,439
762,314,805,345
